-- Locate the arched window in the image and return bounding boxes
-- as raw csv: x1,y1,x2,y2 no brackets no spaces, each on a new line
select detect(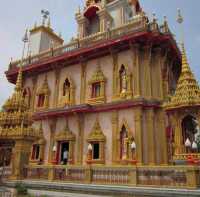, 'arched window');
87,15,100,35
87,119,106,164
88,66,106,105
36,76,50,110
182,115,200,152
37,94,45,107
120,125,128,160
119,65,127,94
